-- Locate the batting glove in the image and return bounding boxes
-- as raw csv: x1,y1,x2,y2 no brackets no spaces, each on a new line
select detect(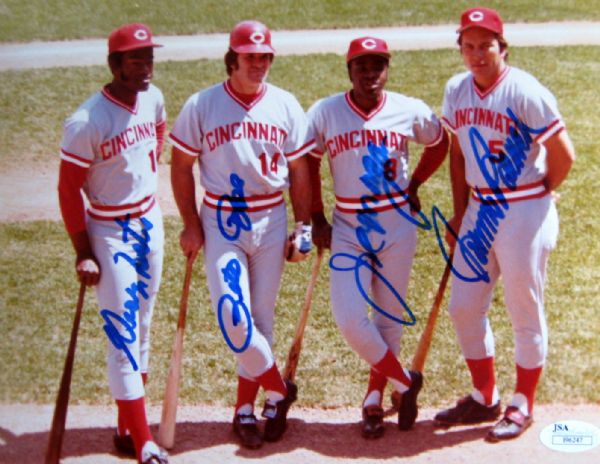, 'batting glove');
285,222,312,262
